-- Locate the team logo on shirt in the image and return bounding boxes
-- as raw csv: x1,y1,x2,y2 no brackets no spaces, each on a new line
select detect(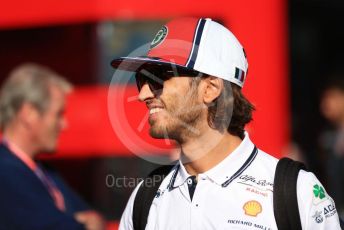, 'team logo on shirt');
312,184,329,205
226,219,272,230
312,211,324,224
237,174,273,192
313,184,326,199
311,198,337,224
243,200,262,217
323,199,337,218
